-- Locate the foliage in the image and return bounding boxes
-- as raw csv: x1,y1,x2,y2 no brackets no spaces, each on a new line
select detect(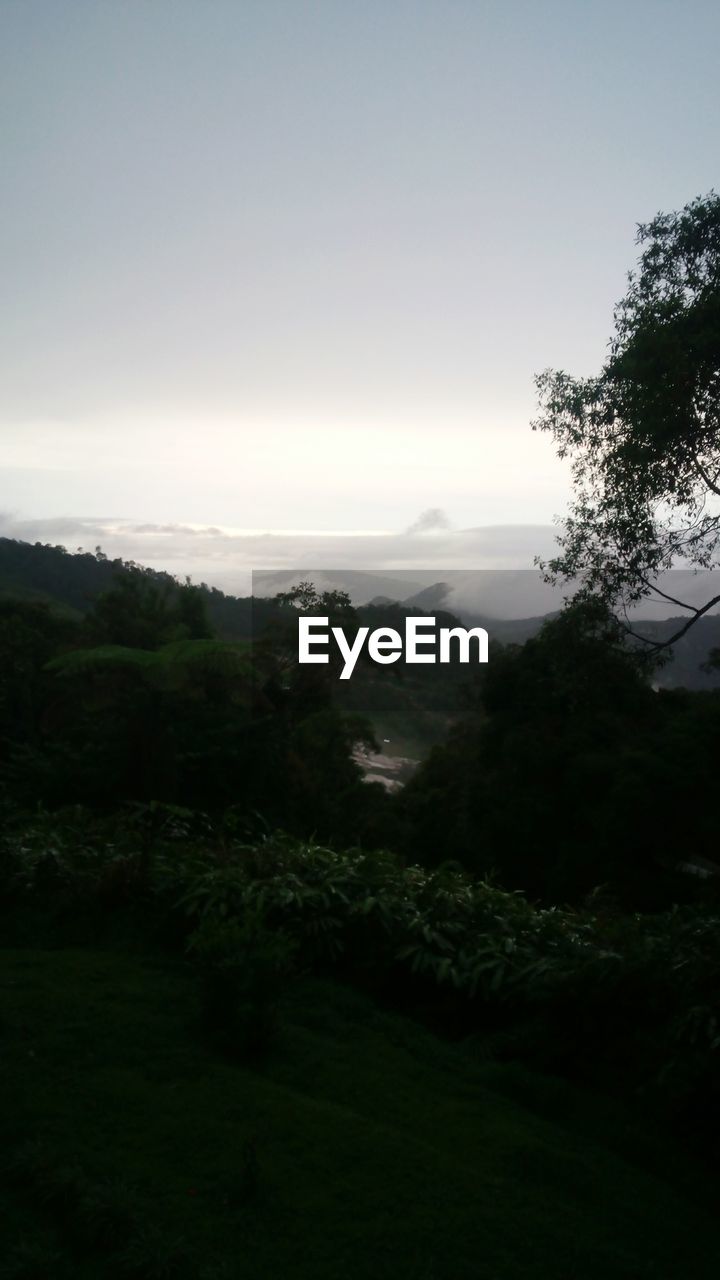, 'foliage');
5,812,717,1127
273,580,355,617
0,578,382,842
0,536,259,640
398,599,720,904
85,572,212,650
0,1239,65,1280
535,192,720,643
158,833,720,1122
